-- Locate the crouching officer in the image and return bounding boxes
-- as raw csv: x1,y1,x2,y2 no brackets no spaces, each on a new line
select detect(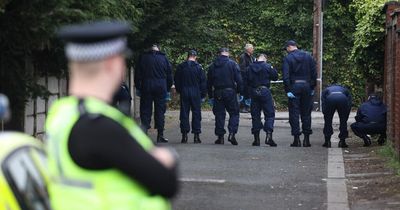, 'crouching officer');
135,44,173,143
46,21,178,210
246,54,278,146
321,84,352,148
208,48,243,145
351,94,387,146
174,50,207,143
282,40,317,147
